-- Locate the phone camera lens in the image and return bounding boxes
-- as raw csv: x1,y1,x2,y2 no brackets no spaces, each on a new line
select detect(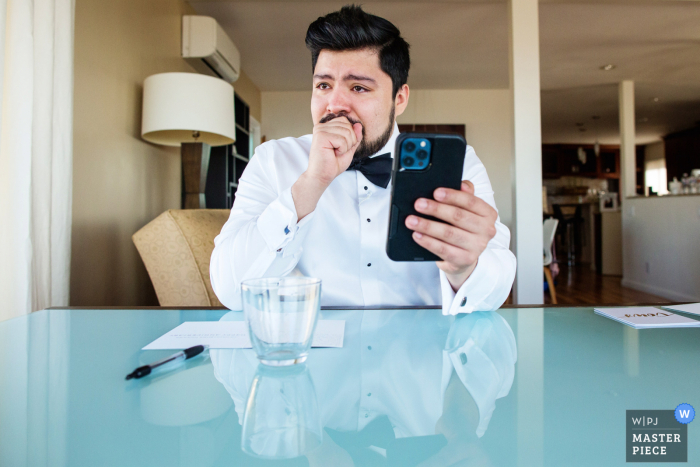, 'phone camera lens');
405,141,416,152
416,149,428,160
403,156,415,167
